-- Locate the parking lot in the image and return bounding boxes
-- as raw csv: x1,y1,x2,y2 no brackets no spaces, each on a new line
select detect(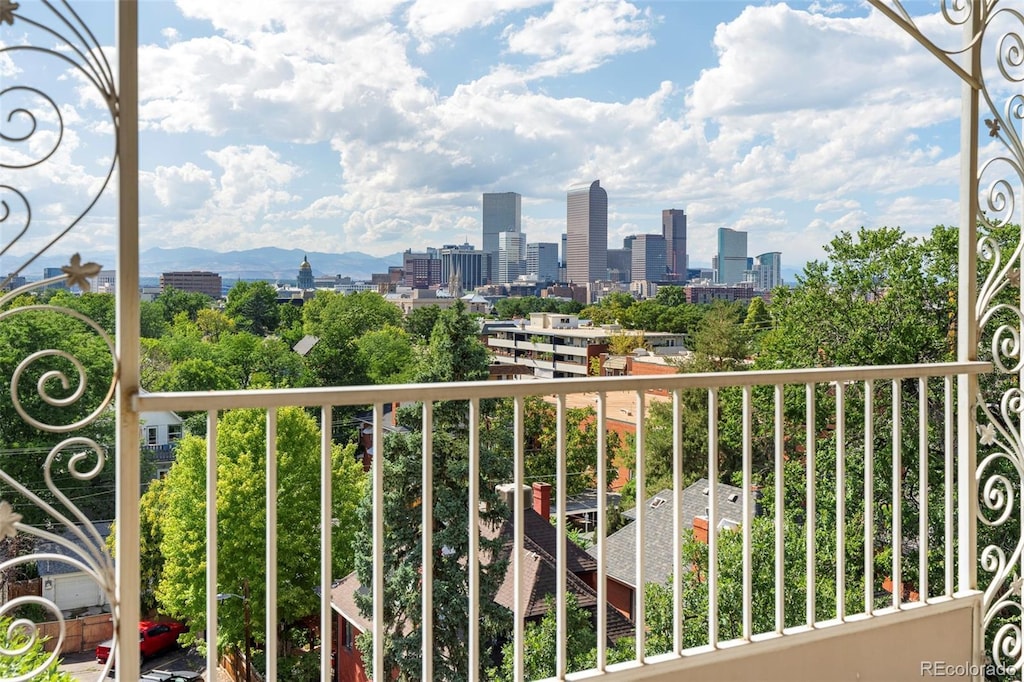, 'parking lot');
58,646,214,681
